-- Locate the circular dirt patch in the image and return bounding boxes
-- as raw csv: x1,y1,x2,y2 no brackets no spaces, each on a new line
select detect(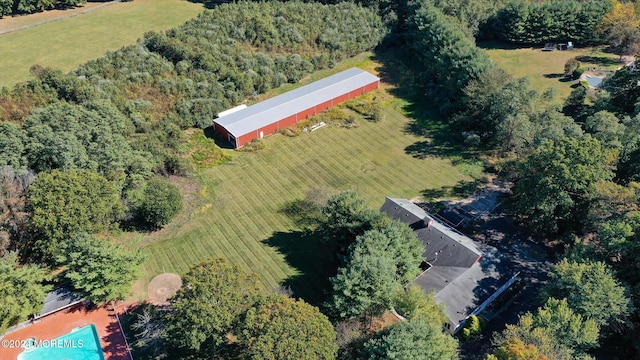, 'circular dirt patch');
148,273,182,305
